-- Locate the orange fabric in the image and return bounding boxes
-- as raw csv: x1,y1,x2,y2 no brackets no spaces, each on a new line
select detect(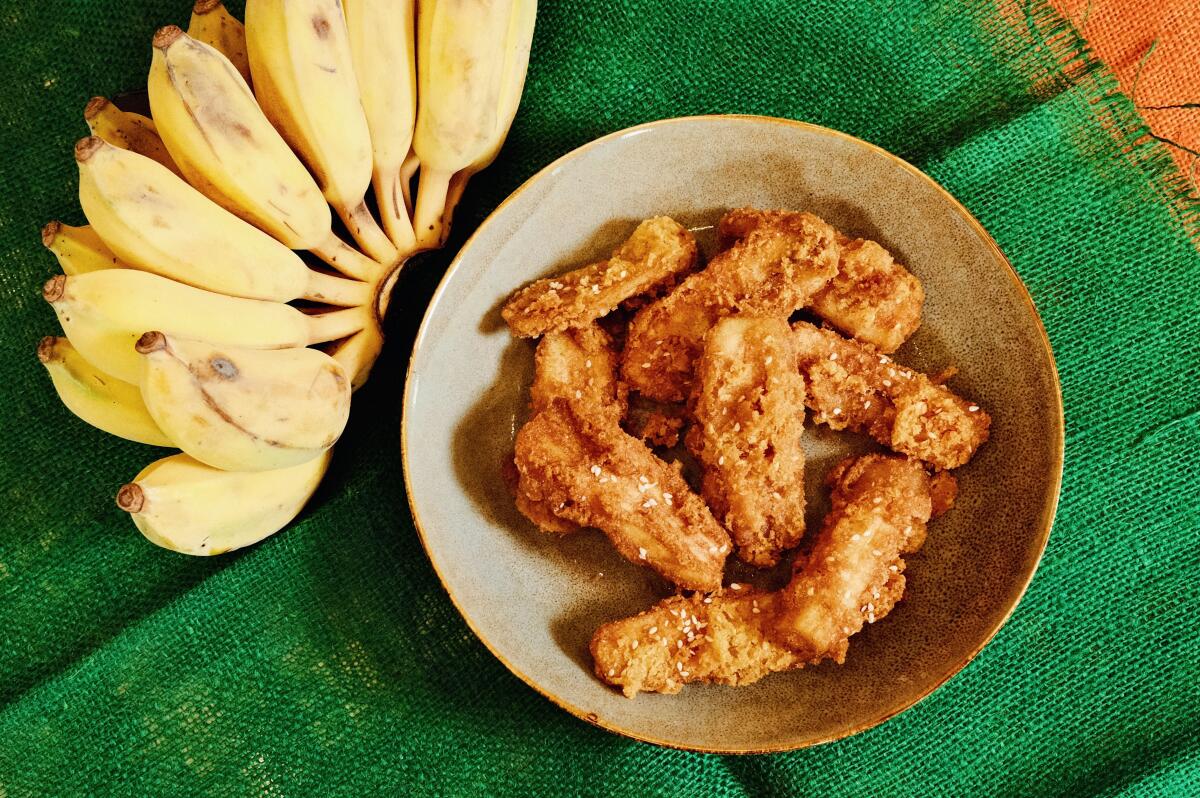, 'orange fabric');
1053,0,1200,180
